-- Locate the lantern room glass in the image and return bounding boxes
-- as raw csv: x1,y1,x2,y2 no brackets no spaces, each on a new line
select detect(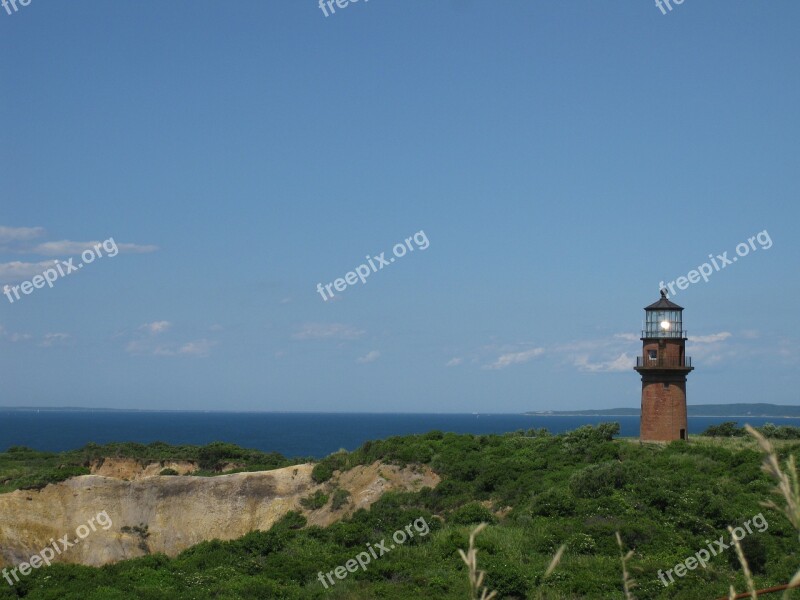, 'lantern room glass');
644,309,683,338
